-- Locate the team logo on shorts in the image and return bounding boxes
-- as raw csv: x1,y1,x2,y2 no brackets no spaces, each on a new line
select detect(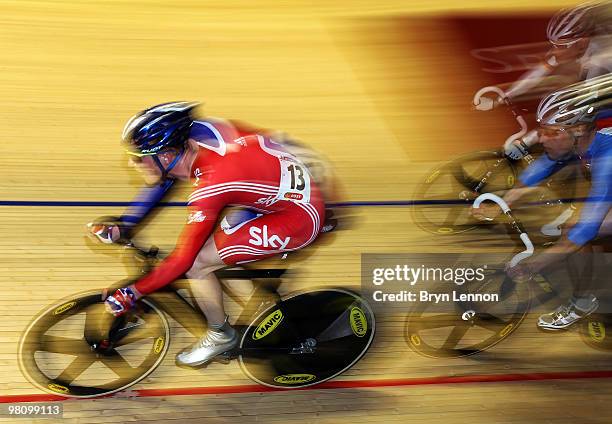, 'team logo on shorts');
248,225,291,249
187,211,207,224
